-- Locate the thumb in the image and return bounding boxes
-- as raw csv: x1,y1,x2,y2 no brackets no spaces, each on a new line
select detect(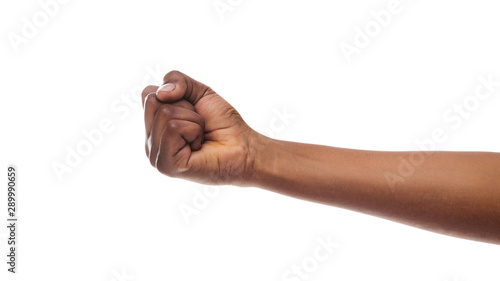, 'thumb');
156,70,211,105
